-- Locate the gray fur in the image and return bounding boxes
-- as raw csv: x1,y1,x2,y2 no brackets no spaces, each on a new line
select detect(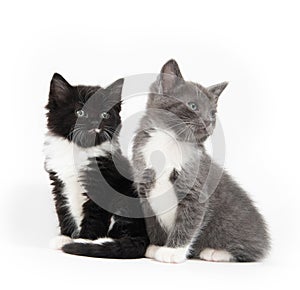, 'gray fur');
132,59,270,262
